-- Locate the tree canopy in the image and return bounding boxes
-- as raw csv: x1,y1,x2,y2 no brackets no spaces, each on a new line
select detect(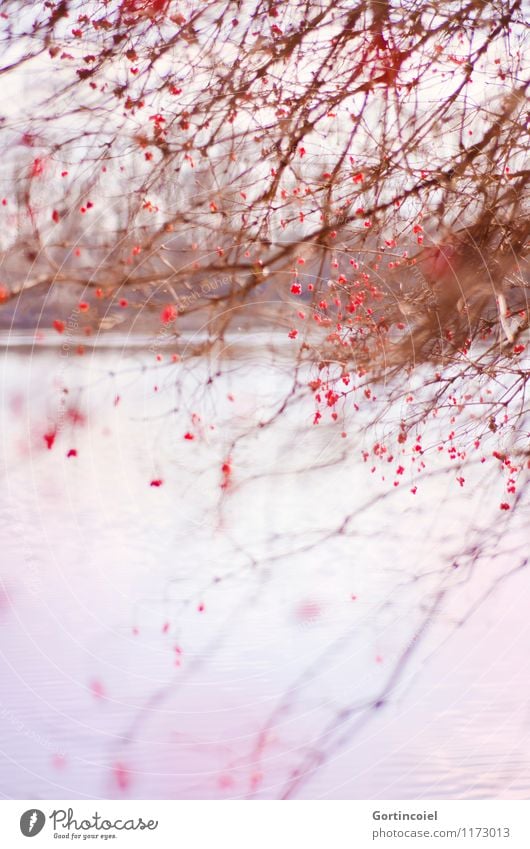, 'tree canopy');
0,0,528,506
